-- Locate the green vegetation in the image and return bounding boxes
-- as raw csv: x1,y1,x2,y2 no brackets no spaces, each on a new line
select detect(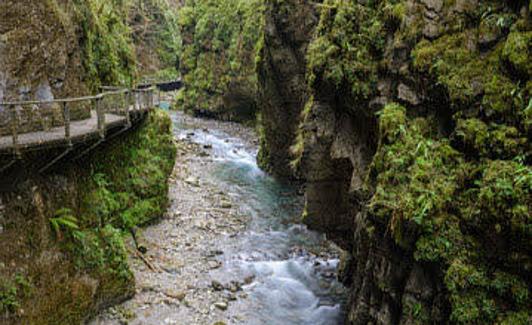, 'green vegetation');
71,0,138,90
129,0,182,80
52,110,174,323
307,0,386,104
301,0,531,323
369,102,530,323
48,0,181,91
0,274,31,315
177,0,263,118
0,110,176,323
67,109,175,276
